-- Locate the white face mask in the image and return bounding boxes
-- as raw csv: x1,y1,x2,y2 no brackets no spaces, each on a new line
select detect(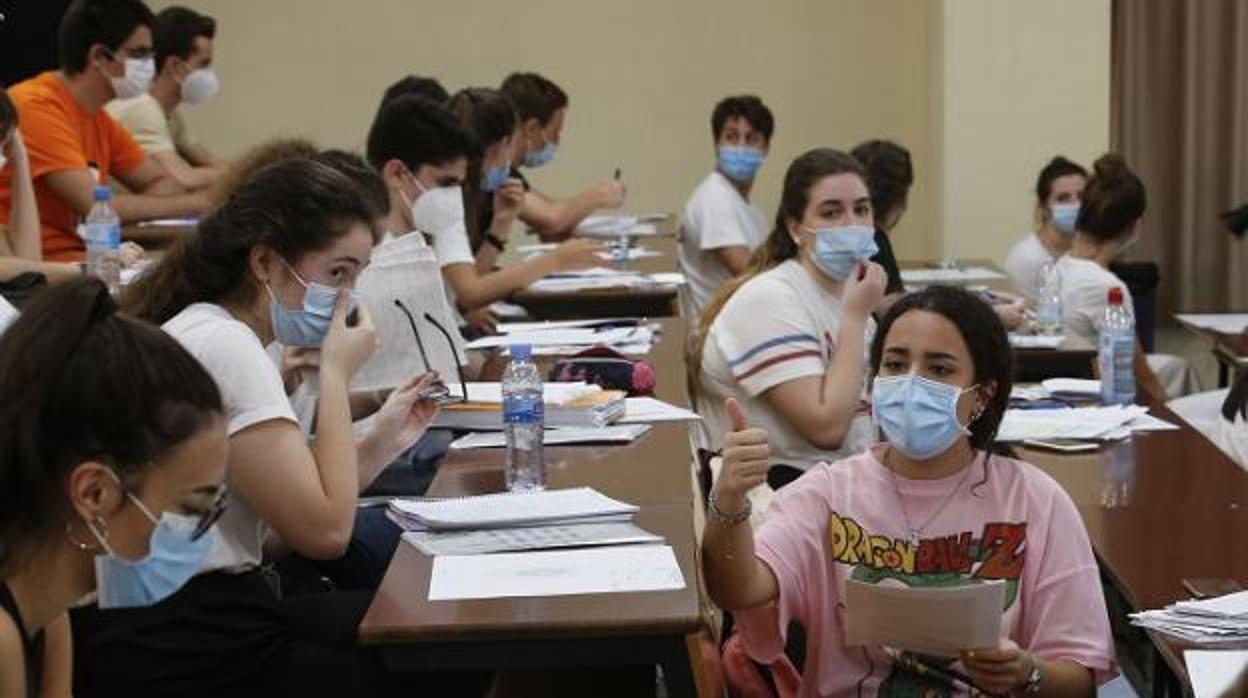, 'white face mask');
109,57,156,100
179,68,219,105
410,185,465,236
